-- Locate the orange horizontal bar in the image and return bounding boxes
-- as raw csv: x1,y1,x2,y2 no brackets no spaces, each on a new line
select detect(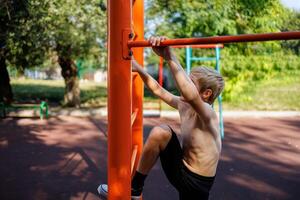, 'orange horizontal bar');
128,31,300,48
172,44,224,48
